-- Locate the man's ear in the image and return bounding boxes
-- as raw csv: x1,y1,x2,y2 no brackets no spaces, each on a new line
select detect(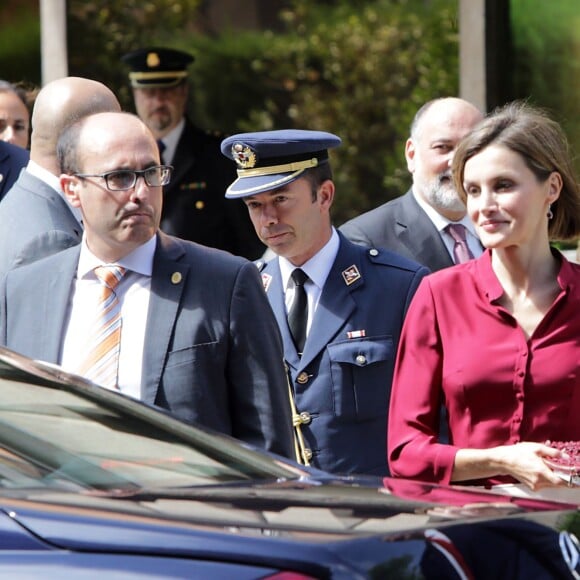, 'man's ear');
318,179,335,211
61,175,81,207
404,137,416,174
